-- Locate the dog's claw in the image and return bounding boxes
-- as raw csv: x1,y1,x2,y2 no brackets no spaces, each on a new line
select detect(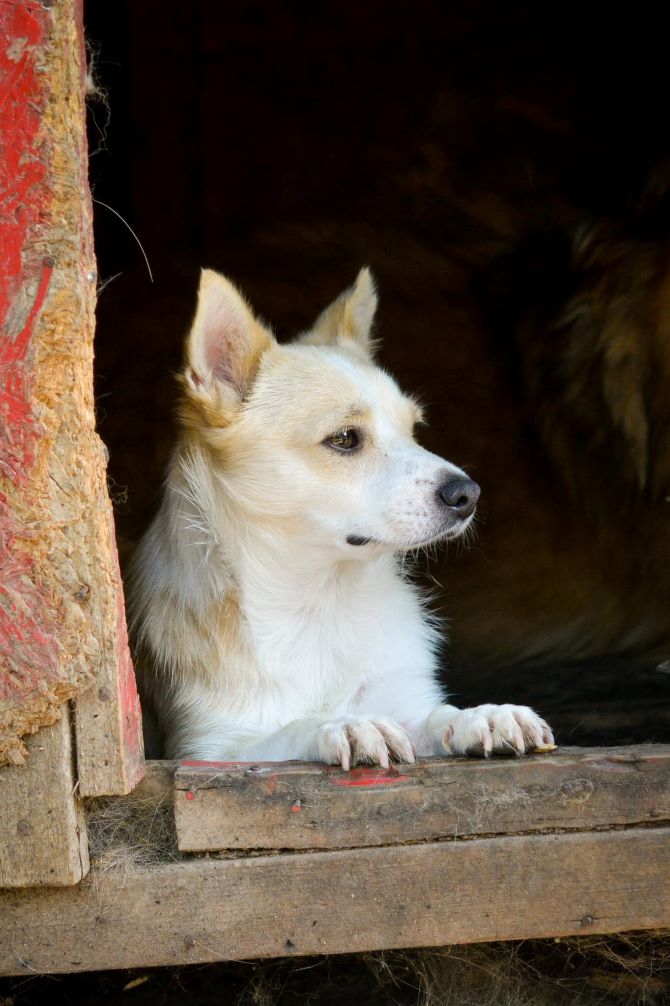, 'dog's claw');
317,716,414,770
437,703,554,757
